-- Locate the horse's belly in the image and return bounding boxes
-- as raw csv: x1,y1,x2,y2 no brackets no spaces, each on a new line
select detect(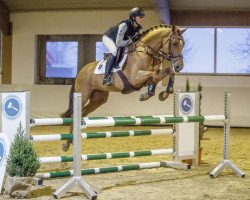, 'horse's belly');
92,74,124,92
